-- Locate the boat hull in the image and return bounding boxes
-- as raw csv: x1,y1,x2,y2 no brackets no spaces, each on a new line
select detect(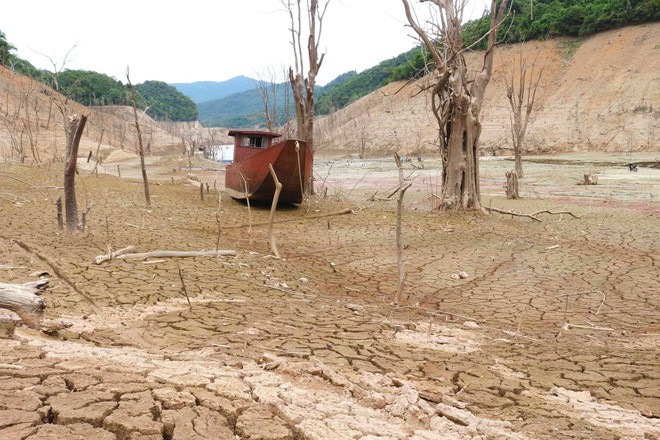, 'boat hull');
224,139,313,204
